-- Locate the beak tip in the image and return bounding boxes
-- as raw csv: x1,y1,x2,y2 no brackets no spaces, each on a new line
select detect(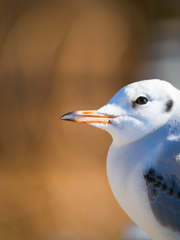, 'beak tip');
60,112,77,121
60,115,65,120
60,114,69,121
